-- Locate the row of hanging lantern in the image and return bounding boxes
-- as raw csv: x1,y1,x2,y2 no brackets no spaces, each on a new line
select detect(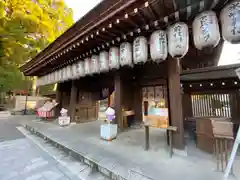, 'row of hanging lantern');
36,0,240,87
